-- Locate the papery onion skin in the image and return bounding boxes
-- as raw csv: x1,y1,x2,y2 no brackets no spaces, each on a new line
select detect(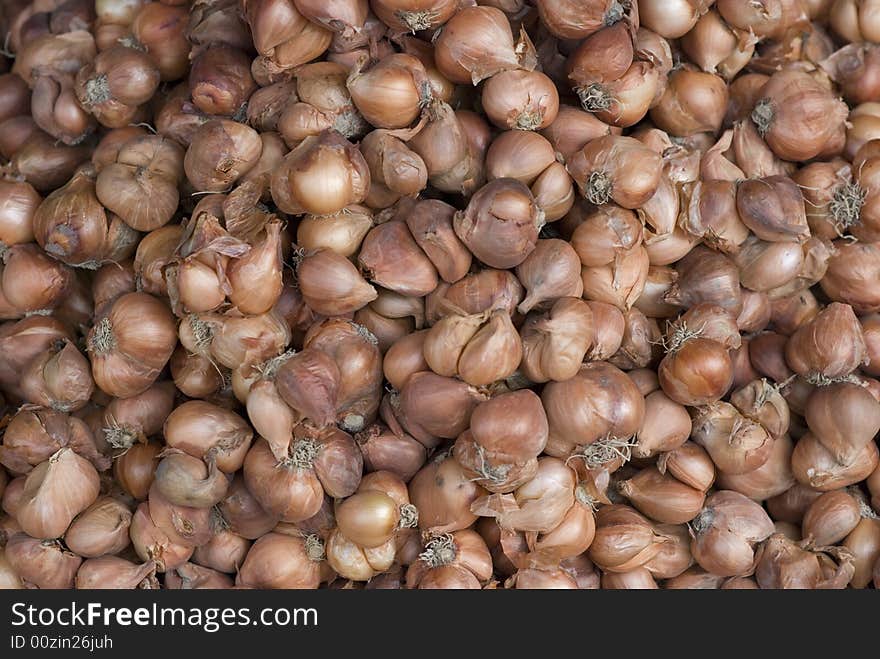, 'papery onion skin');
821,241,880,313
185,120,263,194
242,438,323,524
130,3,189,81
129,502,193,573
658,338,733,407
618,467,706,525
397,372,487,448
716,434,795,501
690,490,775,577
754,532,855,589
96,135,184,233
792,432,880,492
633,391,692,459
534,0,624,40
516,239,583,314
358,221,438,297
660,441,716,494
356,423,426,482
542,361,645,458
64,496,132,559
666,246,743,315
190,45,256,118
20,339,94,412
404,199,472,284
0,178,40,246
801,490,862,546
767,483,823,524
409,455,486,533
192,530,251,575
751,69,849,163
785,302,868,379
588,504,669,573
805,382,880,466
218,475,279,541
843,517,880,589
271,130,370,216
568,135,663,209
1,407,108,477
371,0,457,33
297,249,378,316
453,178,544,270
690,402,773,475
347,53,428,130
650,68,729,137
1,244,73,314
87,292,177,399
236,532,321,589
541,105,614,163
520,297,594,384
114,442,161,501
164,401,254,474
483,70,559,131
469,456,575,534
638,522,692,581
335,490,400,548
469,389,549,464
433,6,521,86
17,449,101,540
5,534,81,589
76,556,159,590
